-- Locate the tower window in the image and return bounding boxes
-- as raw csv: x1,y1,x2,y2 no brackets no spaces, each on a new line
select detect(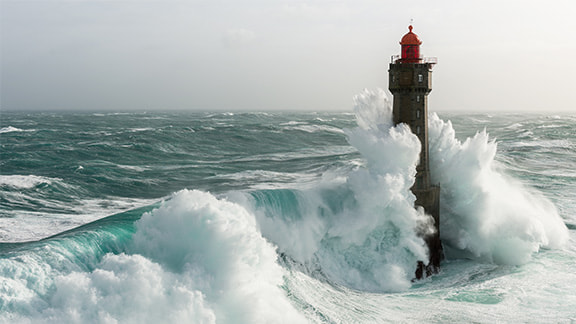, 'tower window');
417,95,420,102
416,126,421,134
416,109,420,118
418,74,423,82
